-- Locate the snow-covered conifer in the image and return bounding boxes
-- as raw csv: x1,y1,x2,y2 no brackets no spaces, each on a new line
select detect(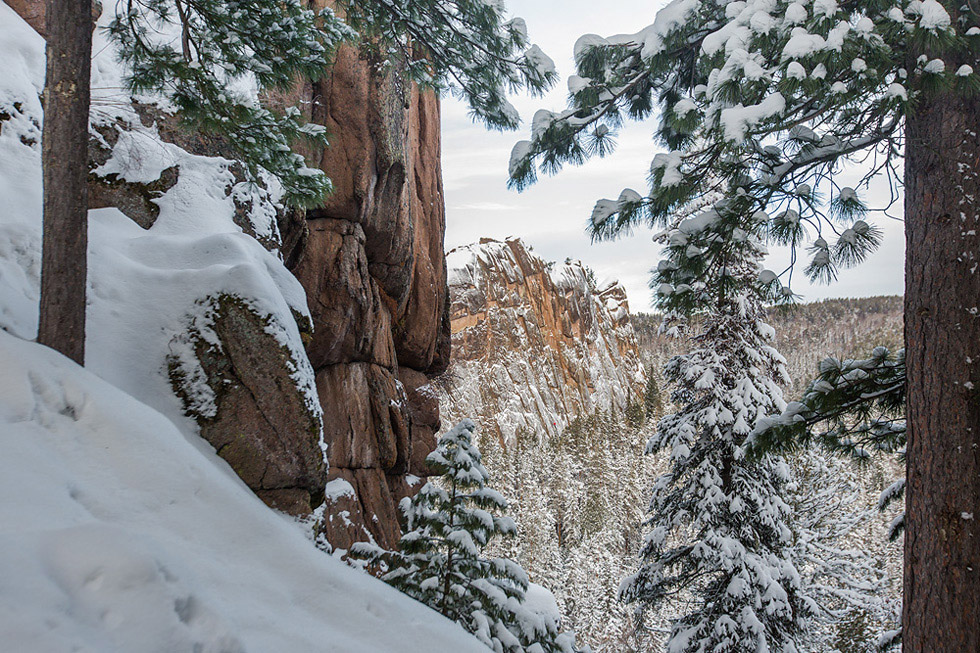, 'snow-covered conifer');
351,419,576,653
620,209,812,652
752,347,906,460
503,1,980,644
